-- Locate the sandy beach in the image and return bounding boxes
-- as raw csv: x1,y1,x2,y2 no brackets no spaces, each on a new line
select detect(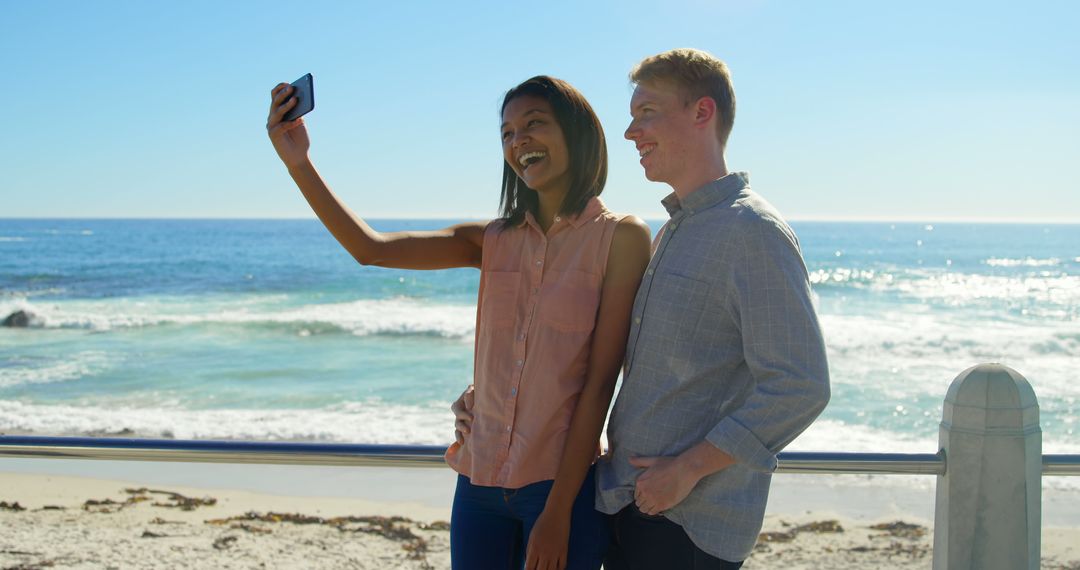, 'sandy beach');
1,469,453,569
2,461,1079,569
